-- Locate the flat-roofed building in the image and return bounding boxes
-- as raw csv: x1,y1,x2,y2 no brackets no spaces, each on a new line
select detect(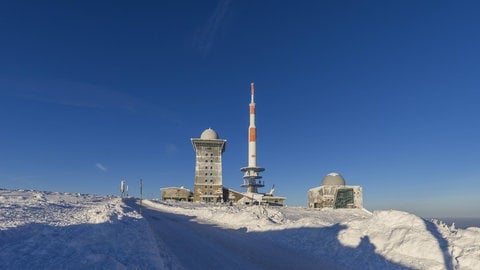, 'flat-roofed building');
160,187,193,202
